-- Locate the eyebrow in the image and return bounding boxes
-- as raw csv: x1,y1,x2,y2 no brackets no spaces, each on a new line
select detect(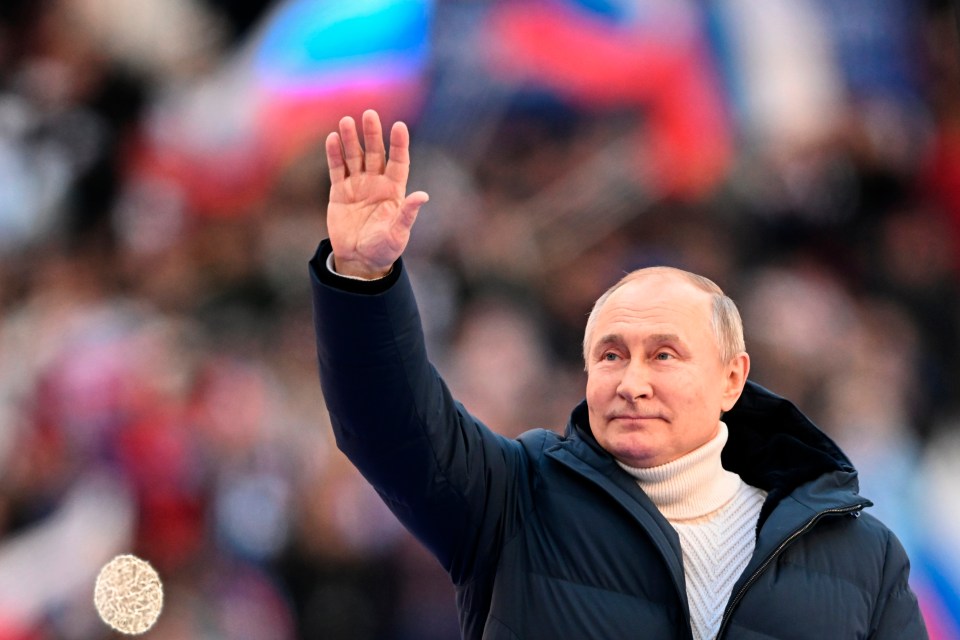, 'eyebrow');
645,333,682,347
593,333,624,352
